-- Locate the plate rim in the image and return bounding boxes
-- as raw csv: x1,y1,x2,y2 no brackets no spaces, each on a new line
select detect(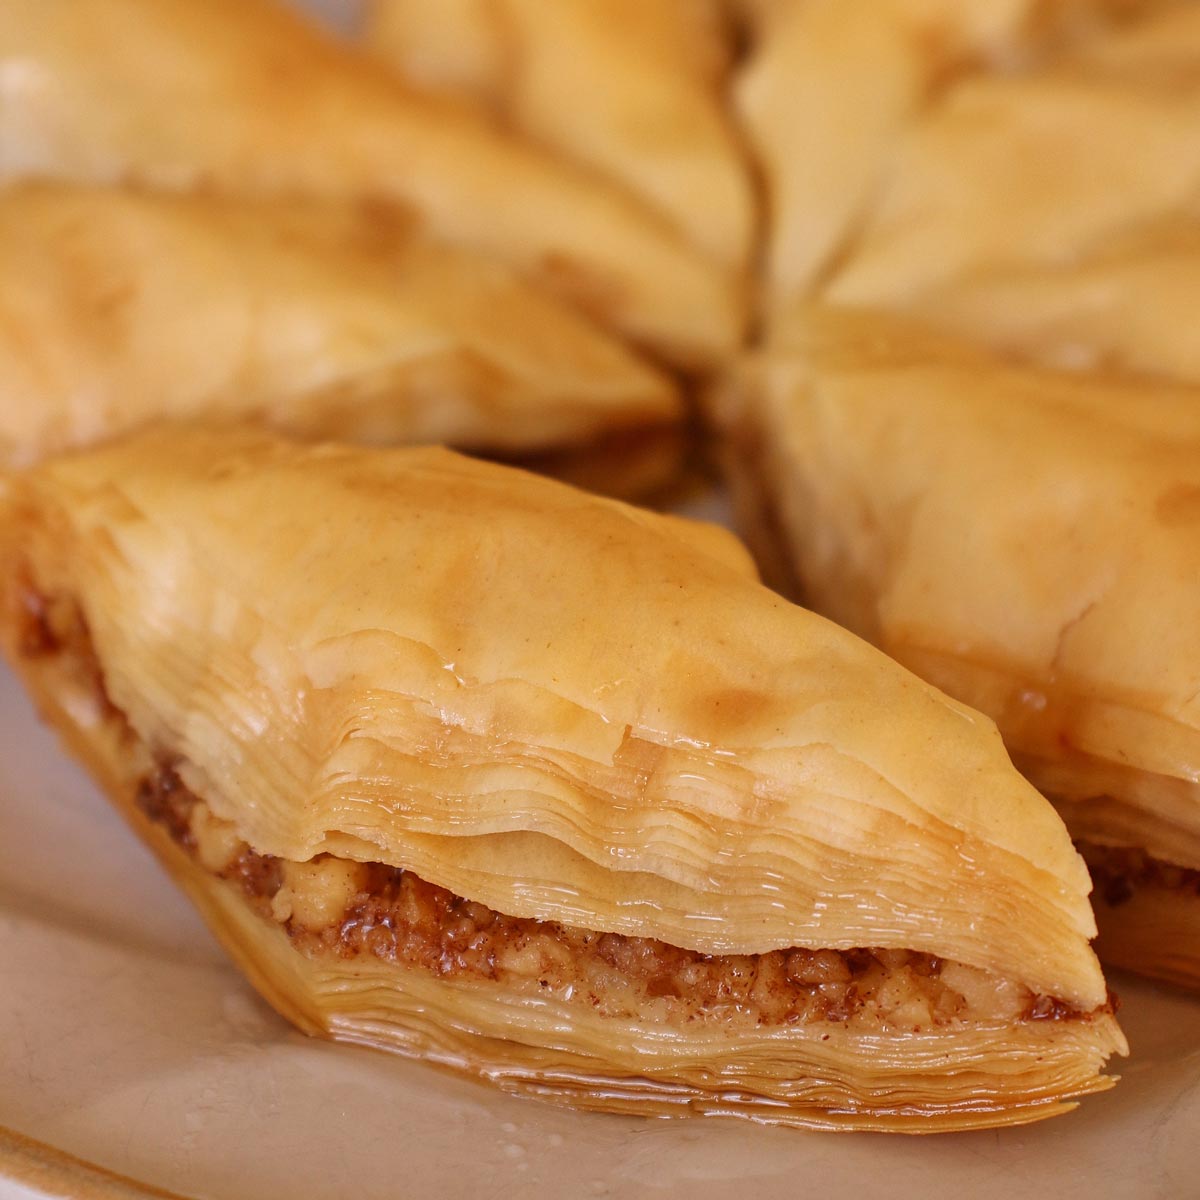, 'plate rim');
0,1125,194,1200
